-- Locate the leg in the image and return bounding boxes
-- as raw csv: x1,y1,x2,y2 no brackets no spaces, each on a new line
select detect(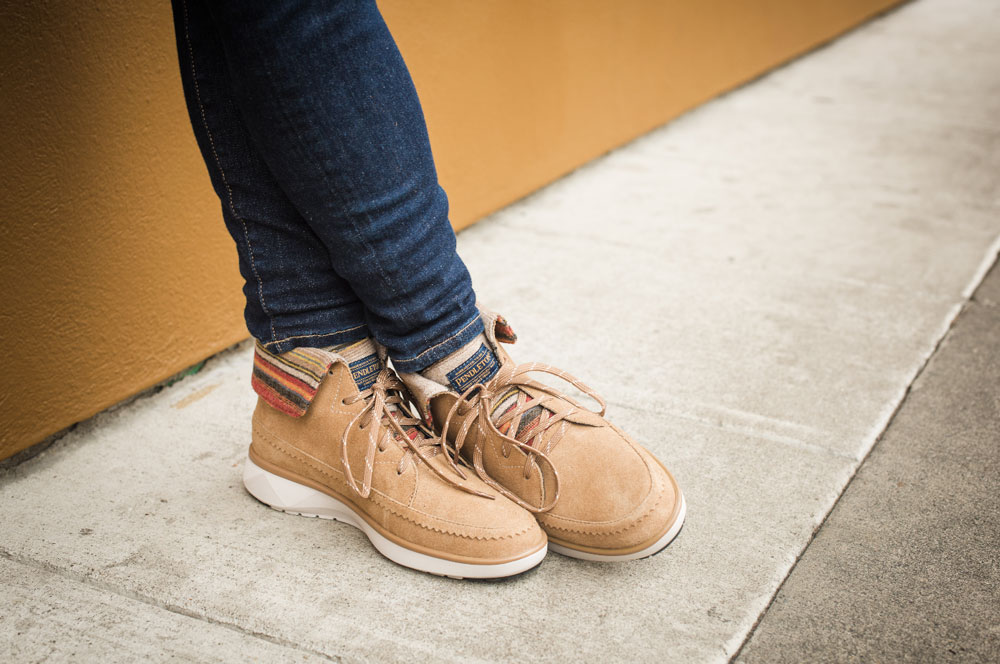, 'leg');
171,0,547,579
172,0,368,353
203,0,481,373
